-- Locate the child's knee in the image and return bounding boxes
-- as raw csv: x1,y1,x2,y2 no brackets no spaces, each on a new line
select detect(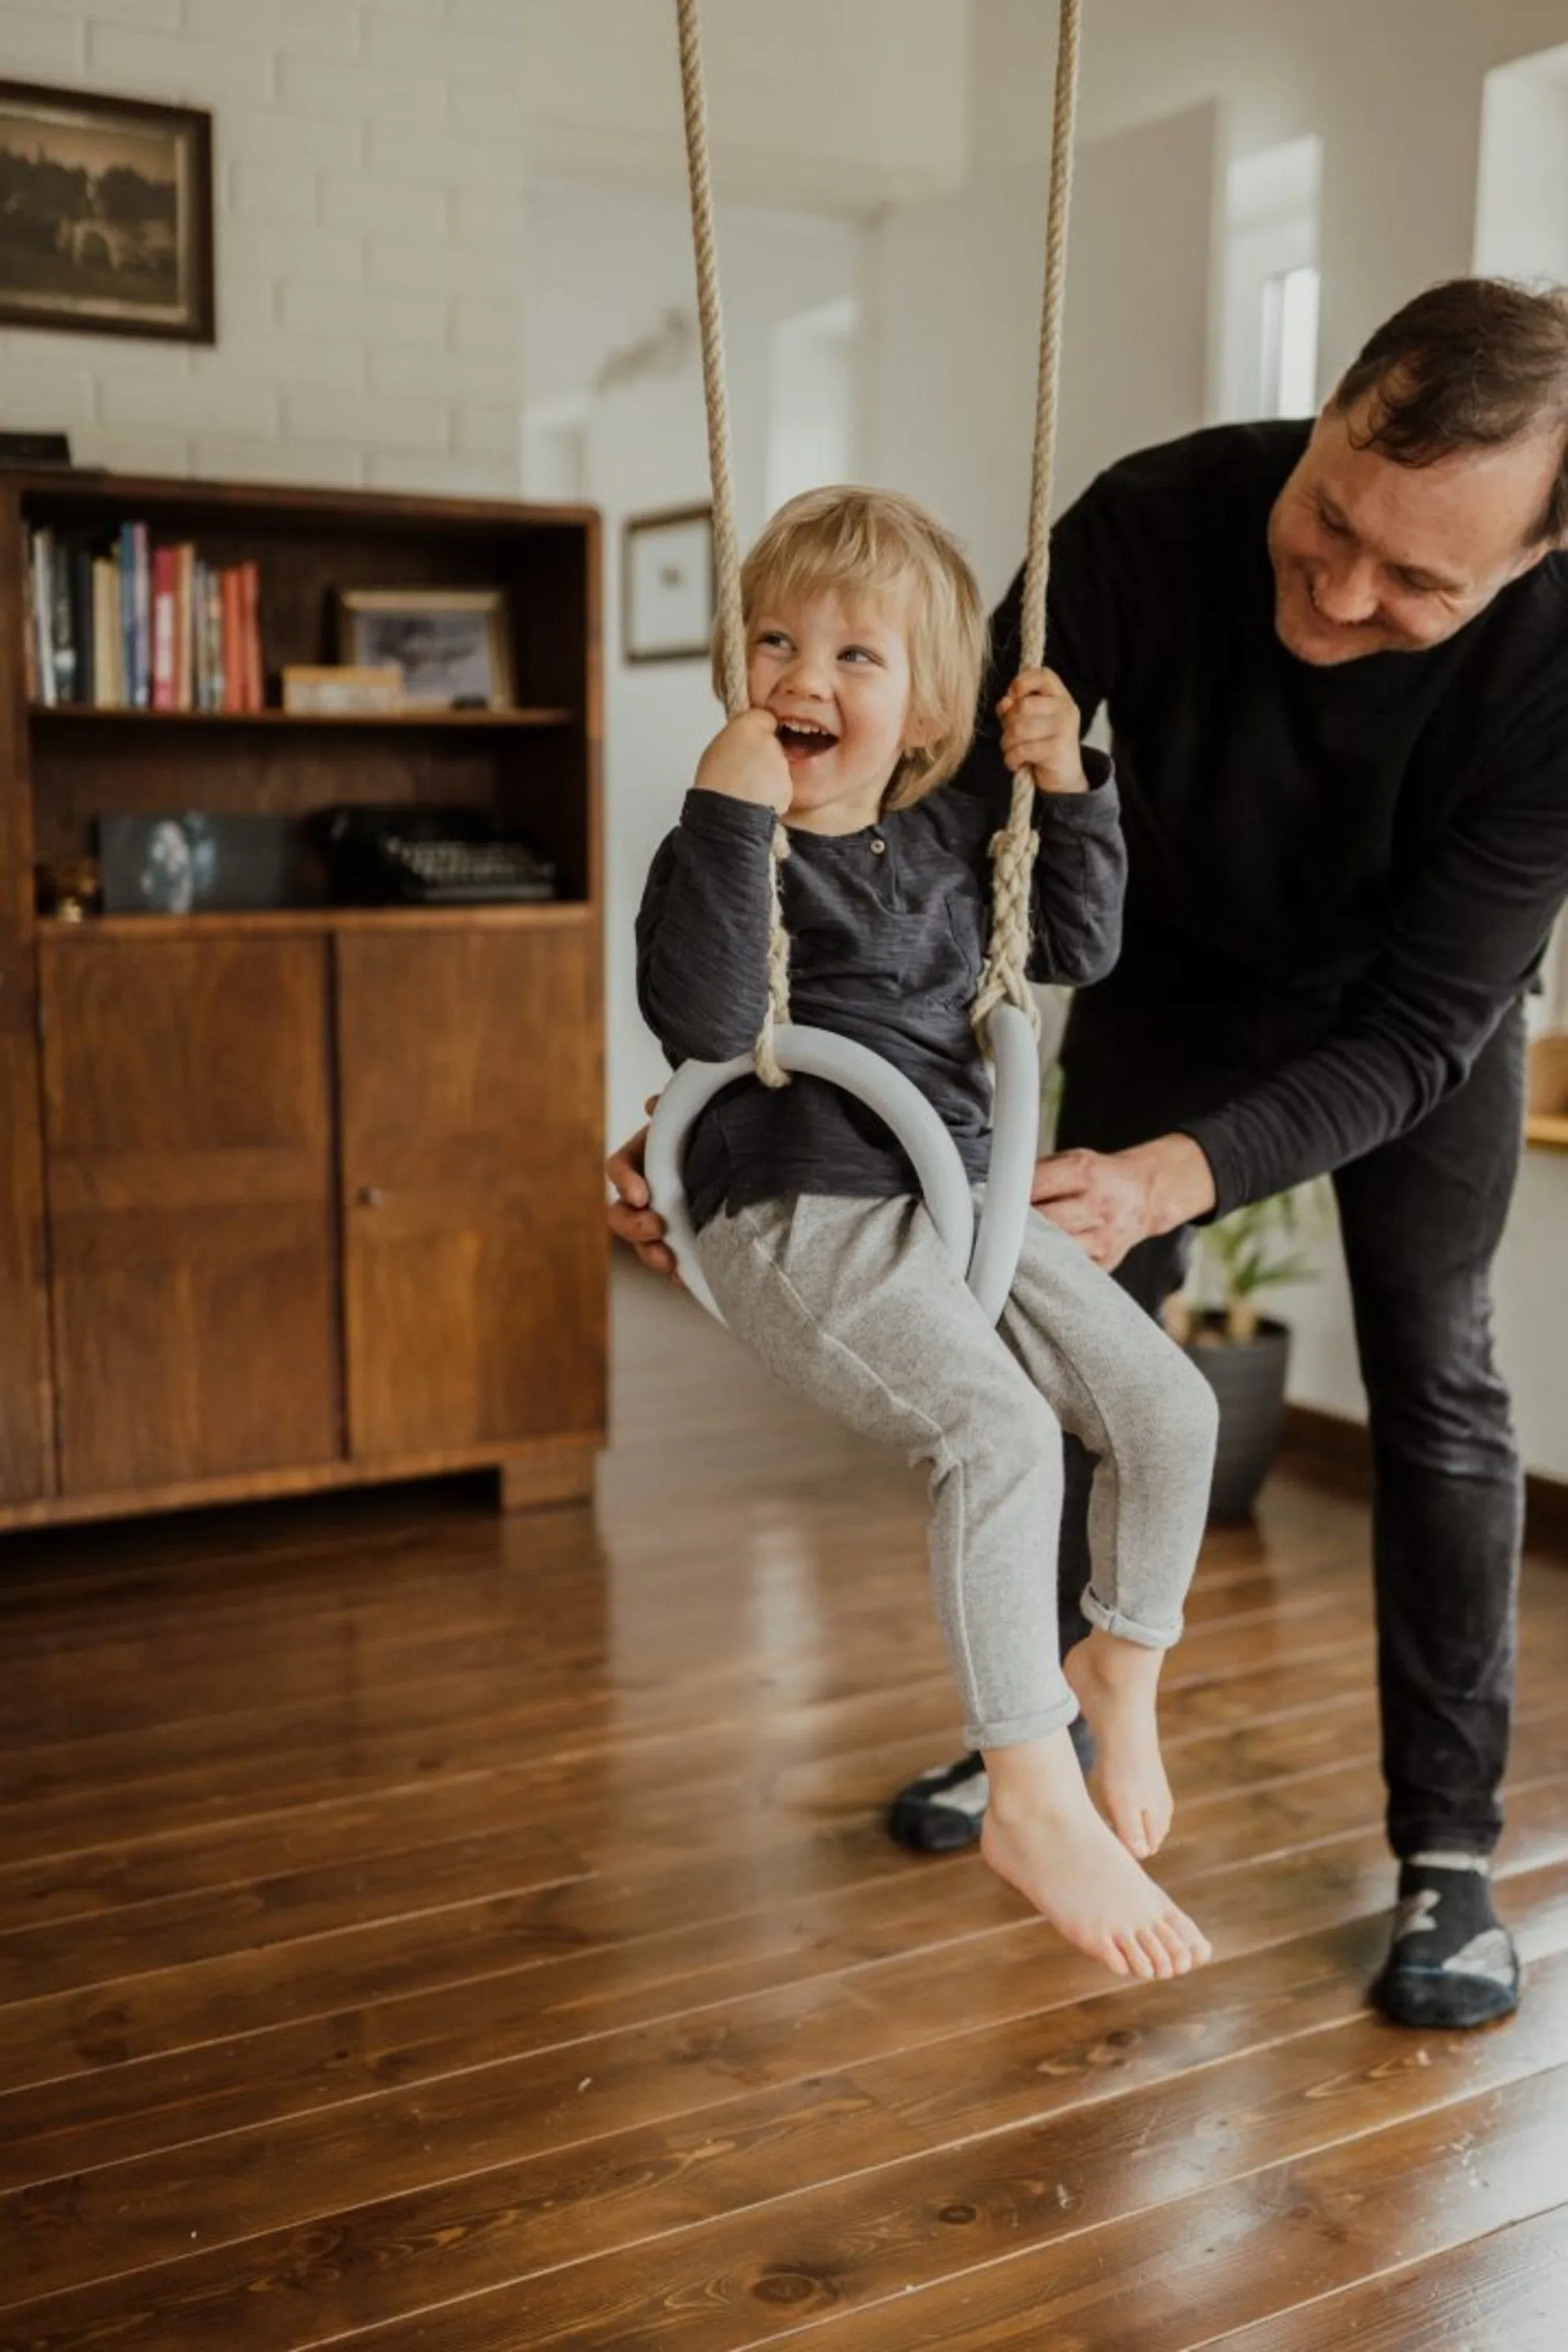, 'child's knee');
1166,1350,1220,1461
1114,1341,1218,1465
